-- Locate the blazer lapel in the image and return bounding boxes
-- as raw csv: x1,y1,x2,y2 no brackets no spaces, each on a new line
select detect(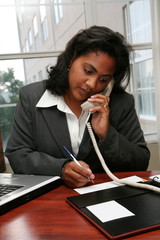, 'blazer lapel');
41,107,72,156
